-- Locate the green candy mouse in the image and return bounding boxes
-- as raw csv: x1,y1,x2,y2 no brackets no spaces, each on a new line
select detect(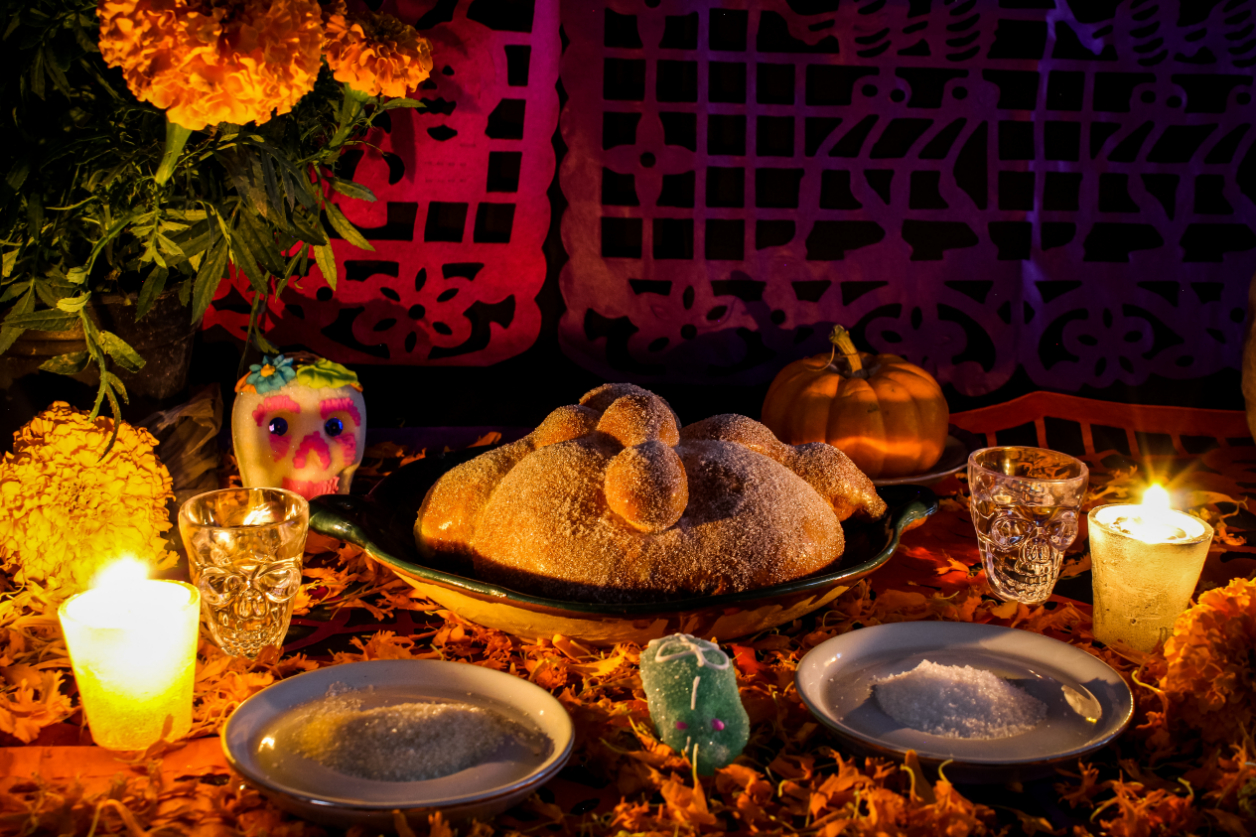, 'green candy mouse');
639,634,750,775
